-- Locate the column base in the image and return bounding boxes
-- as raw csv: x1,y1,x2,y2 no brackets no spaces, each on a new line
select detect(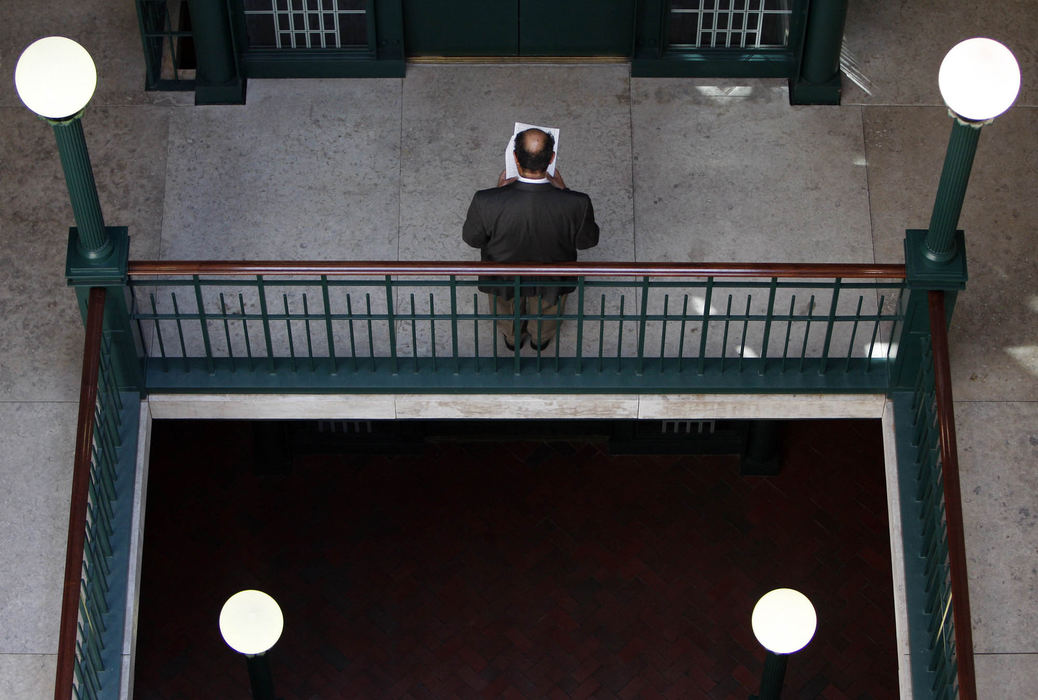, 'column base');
904,229,968,290
788,74,842,105
66,226,129,286
195,77,247,105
